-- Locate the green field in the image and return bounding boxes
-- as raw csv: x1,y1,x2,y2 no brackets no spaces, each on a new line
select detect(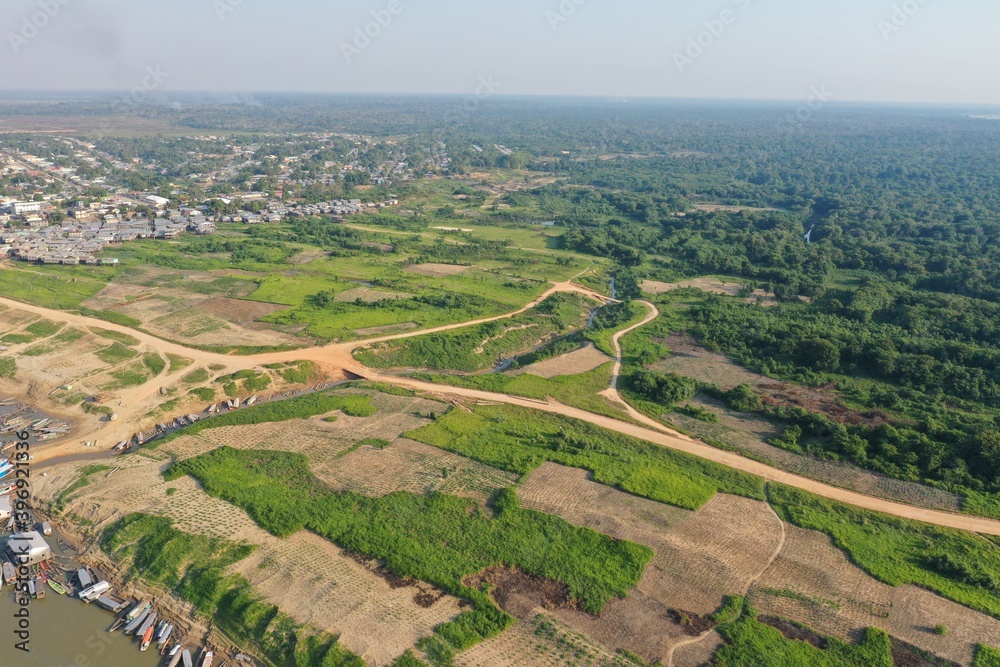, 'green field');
407,404,765,509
